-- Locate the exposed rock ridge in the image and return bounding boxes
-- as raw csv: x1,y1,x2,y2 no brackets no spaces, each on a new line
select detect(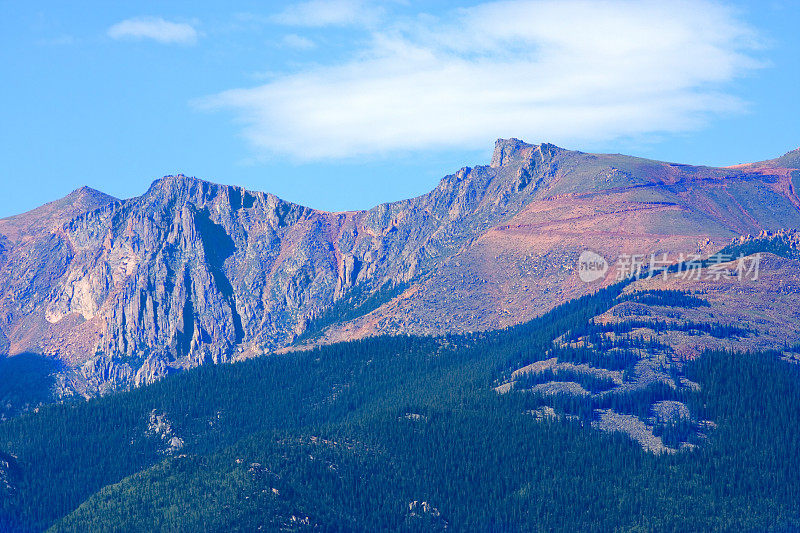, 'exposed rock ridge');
1,141,799,397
